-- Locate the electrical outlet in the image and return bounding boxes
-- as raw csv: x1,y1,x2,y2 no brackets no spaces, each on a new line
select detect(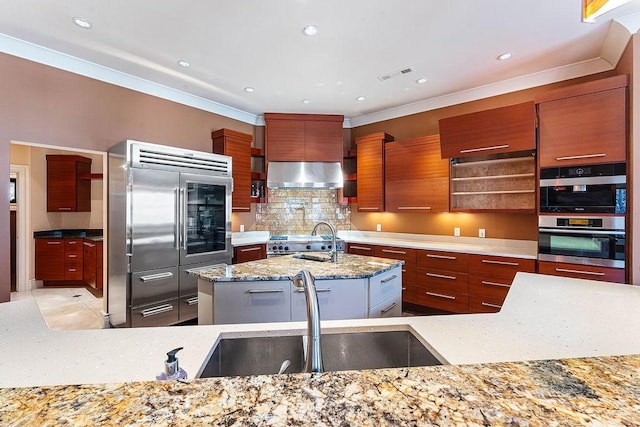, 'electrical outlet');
376,224,382,232
454,227,460,237
479,228,486,238
240,225,245,233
